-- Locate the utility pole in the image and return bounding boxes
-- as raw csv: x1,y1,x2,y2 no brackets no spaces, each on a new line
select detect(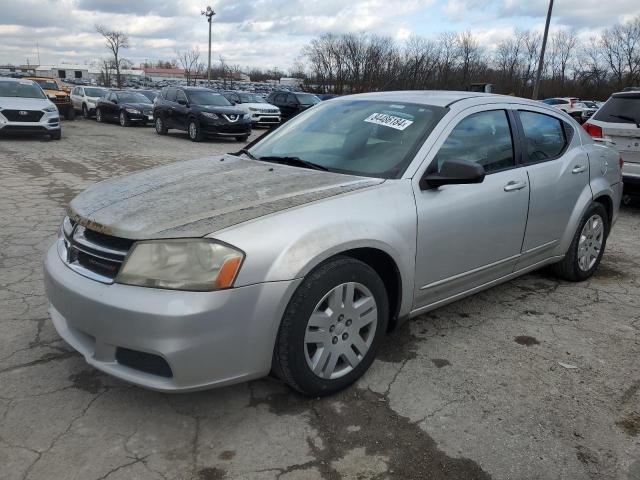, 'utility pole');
201,6,216,86
532,0,553,100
